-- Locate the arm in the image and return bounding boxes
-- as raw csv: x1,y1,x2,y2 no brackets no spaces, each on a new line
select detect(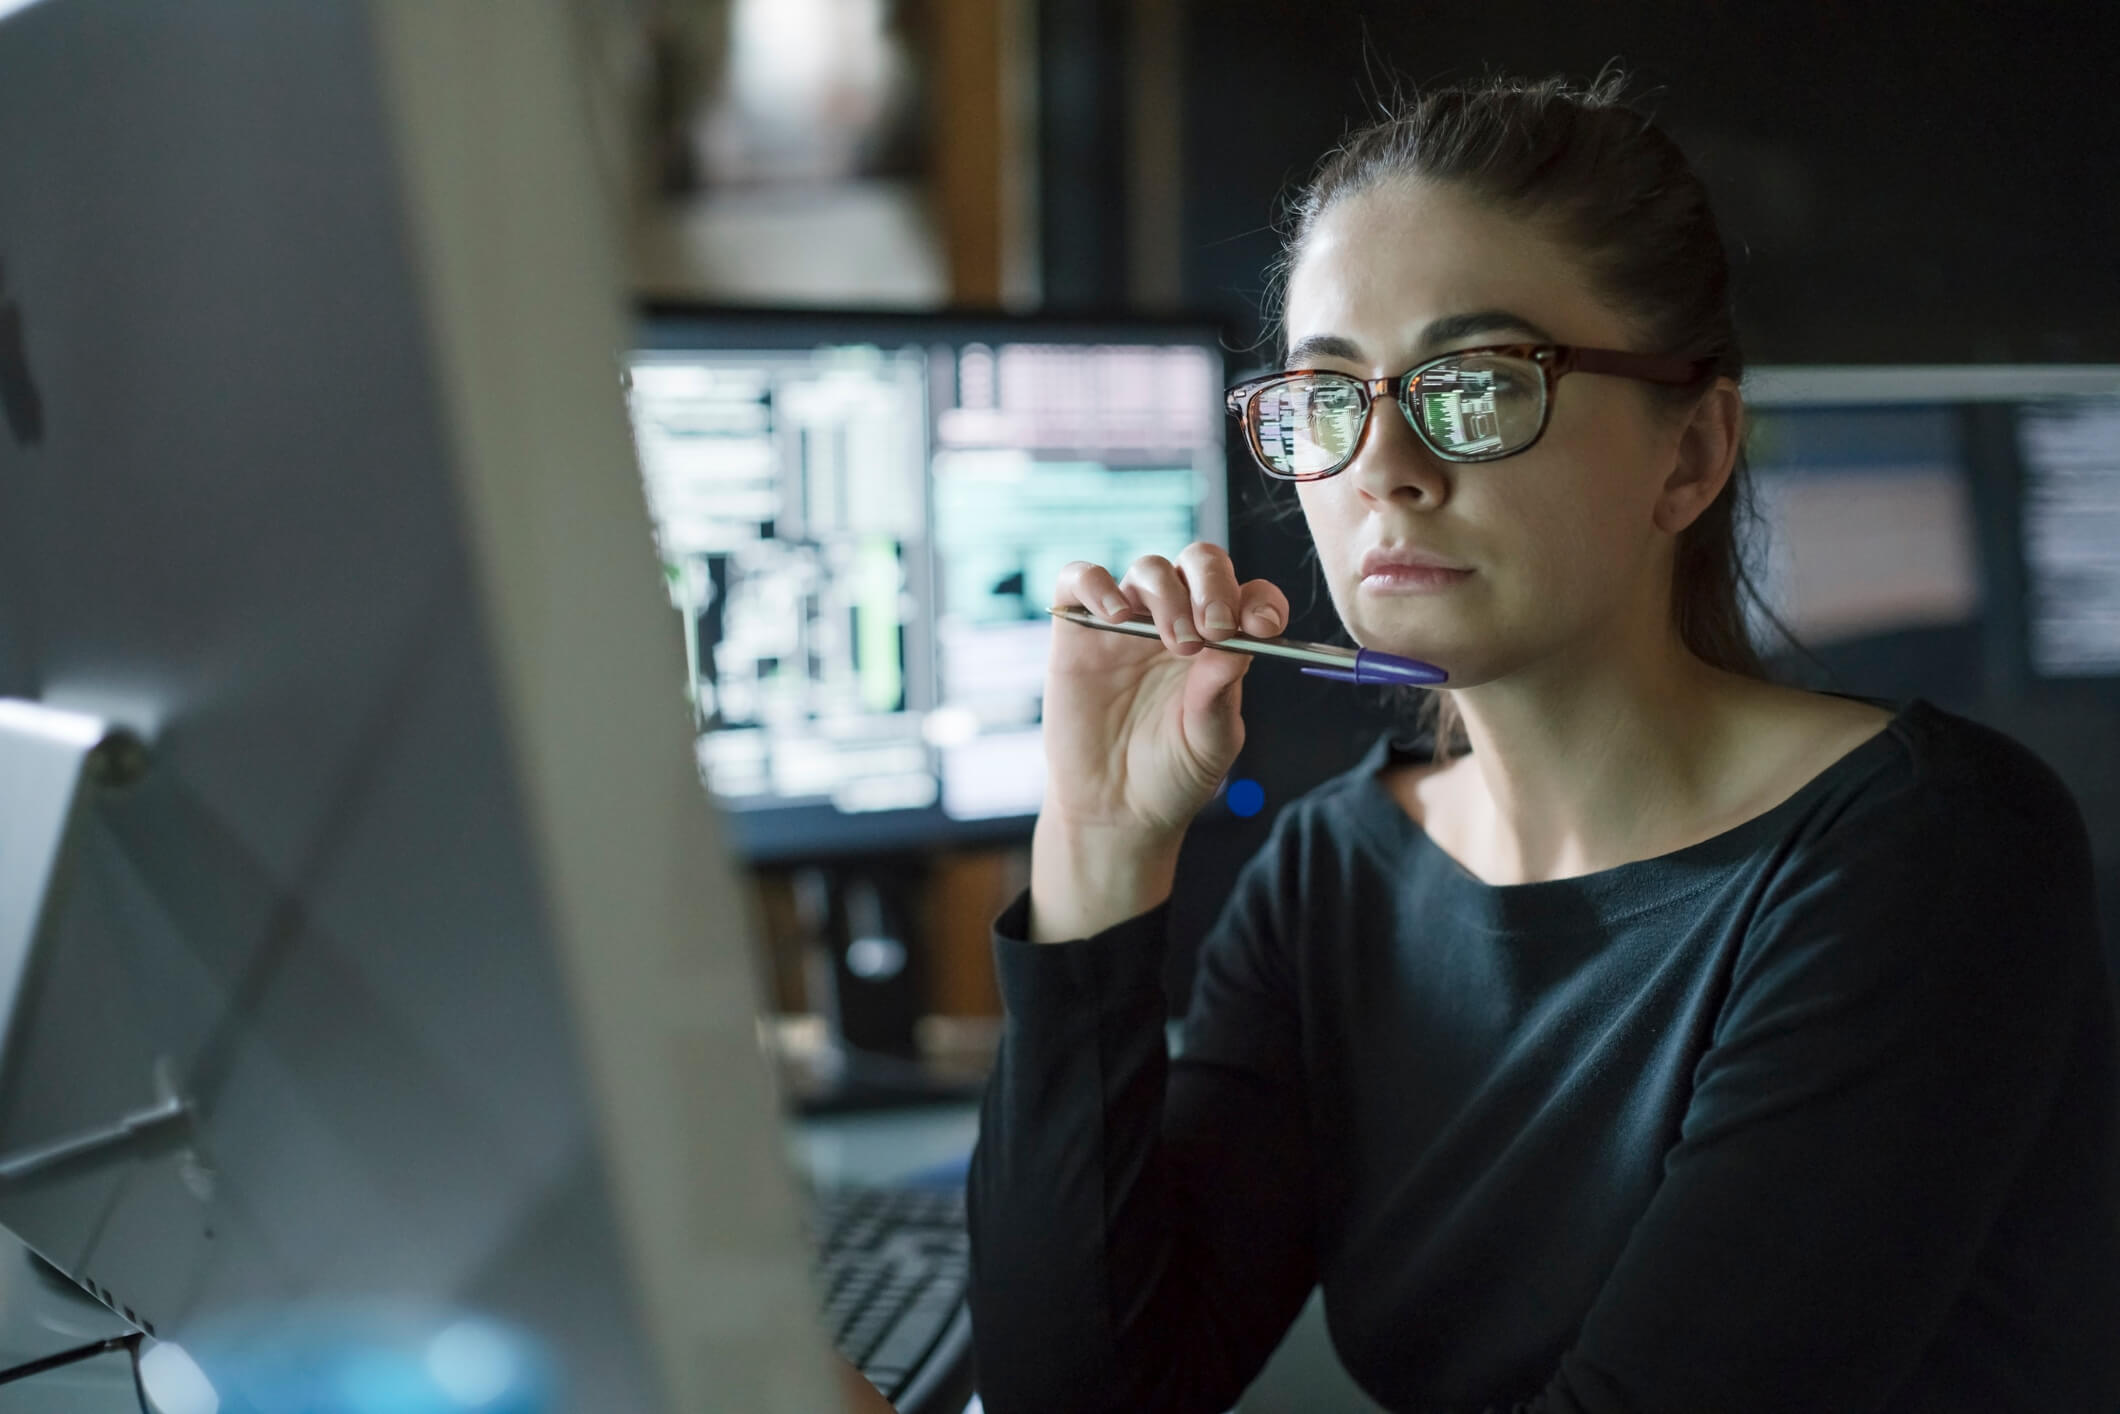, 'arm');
1517,756,2115,1413
968,828,1320,1414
